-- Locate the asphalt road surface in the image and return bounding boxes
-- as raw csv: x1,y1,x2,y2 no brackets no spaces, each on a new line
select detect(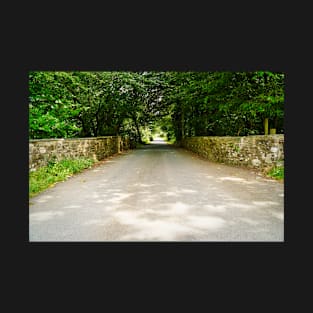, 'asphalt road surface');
29,138,284,241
